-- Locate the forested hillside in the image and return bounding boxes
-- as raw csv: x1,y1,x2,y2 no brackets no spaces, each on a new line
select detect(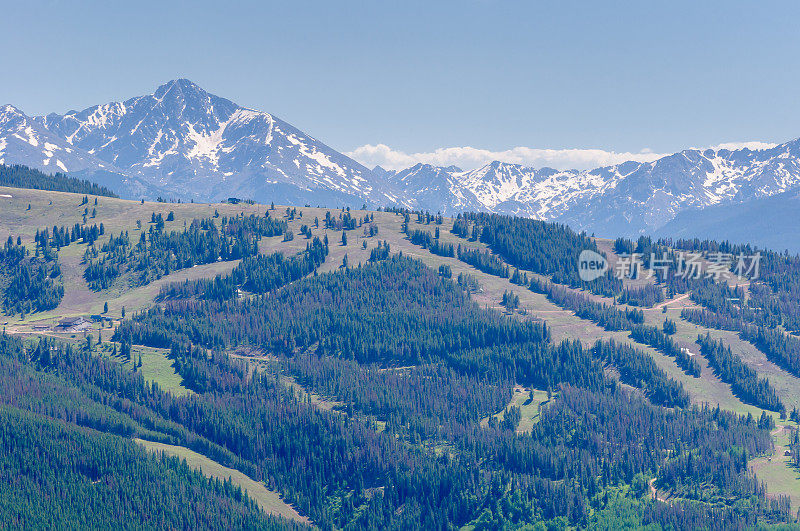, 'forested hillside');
1,185,800,529
113,253,789,528
0,334,305,529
